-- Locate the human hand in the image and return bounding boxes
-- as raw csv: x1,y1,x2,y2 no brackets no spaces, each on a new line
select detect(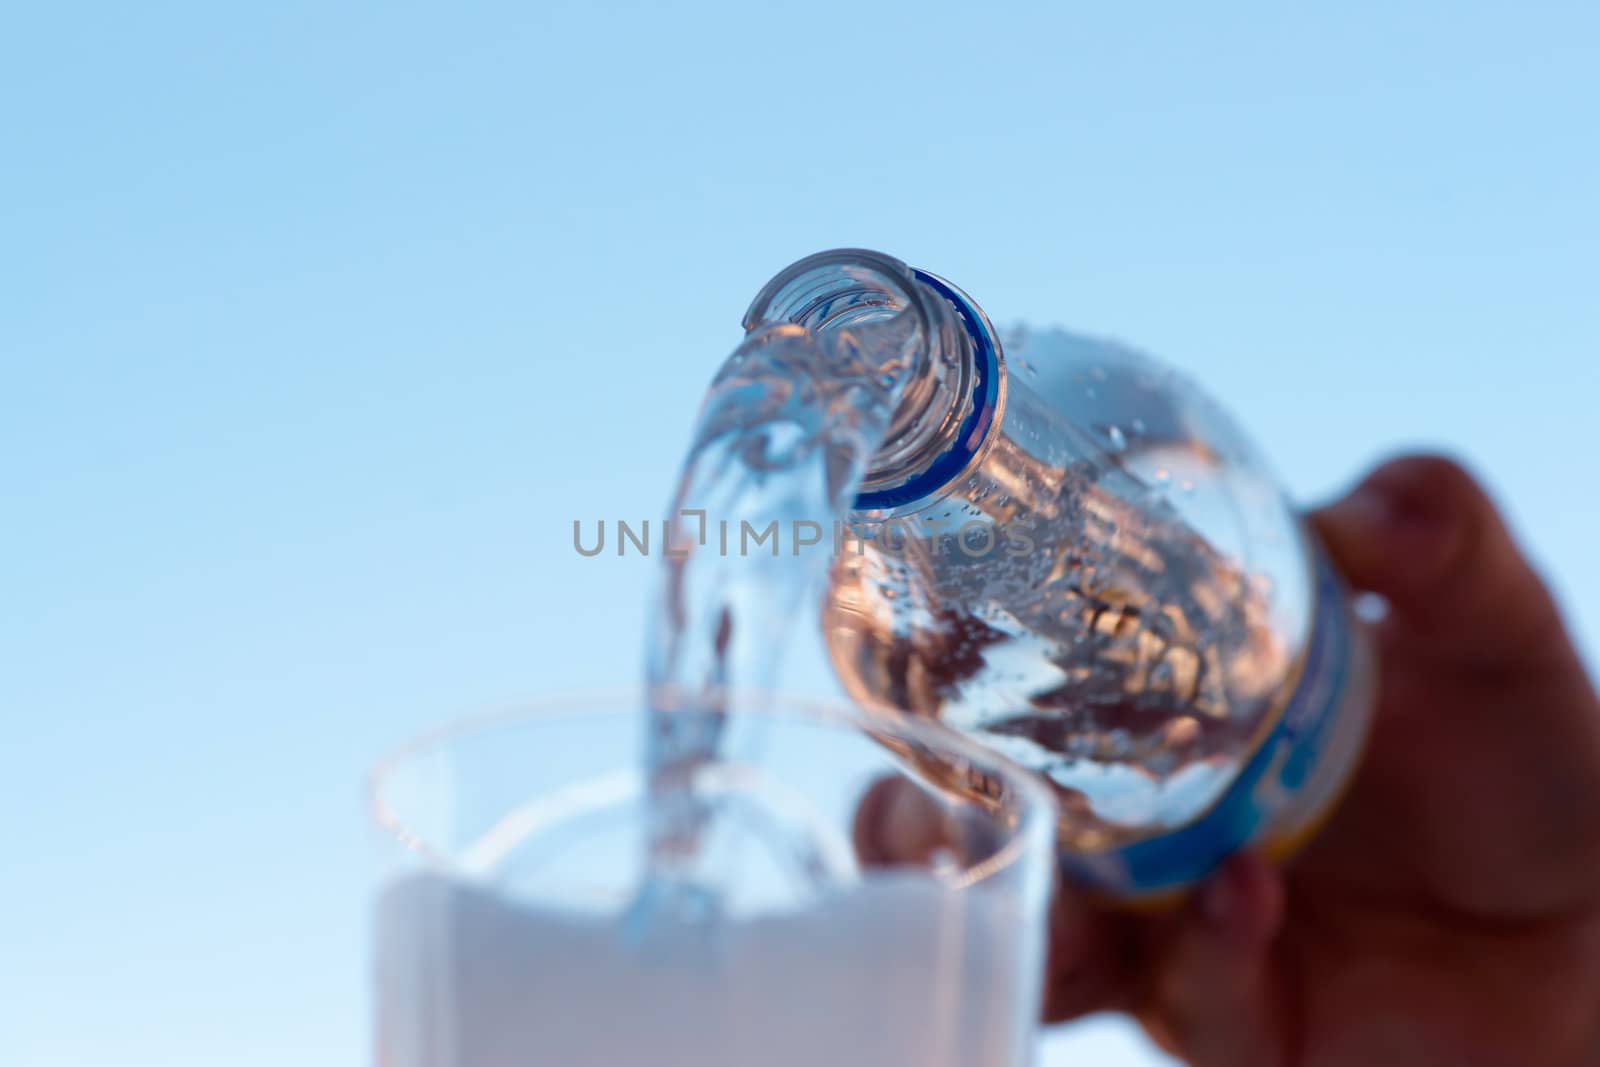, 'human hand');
859,455,1600,1065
